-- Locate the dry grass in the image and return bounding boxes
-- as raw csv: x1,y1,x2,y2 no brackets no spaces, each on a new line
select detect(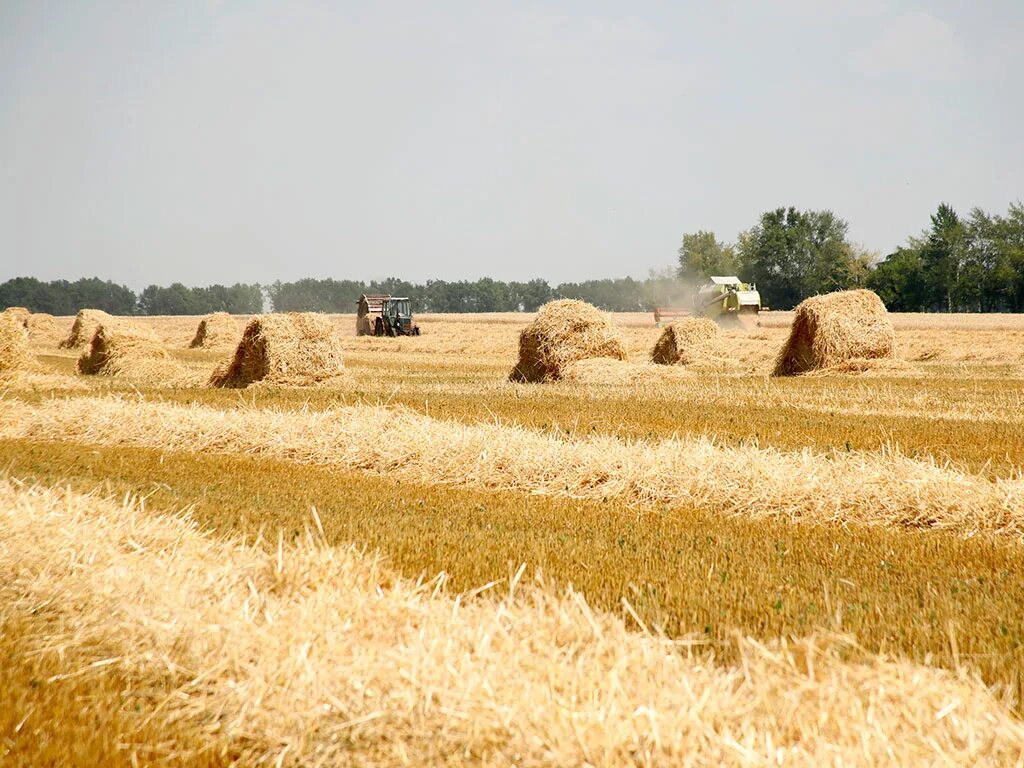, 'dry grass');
0,313,36,377
651,318,725,365
3,395,1022,537
189,312,239,349
3,478,1023,766
510,299,626,382
774,290,896,376
209,313,347,388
